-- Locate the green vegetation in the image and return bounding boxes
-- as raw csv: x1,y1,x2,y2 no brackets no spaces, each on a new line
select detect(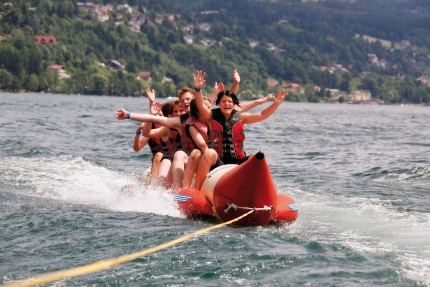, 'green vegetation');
1,0,430,104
